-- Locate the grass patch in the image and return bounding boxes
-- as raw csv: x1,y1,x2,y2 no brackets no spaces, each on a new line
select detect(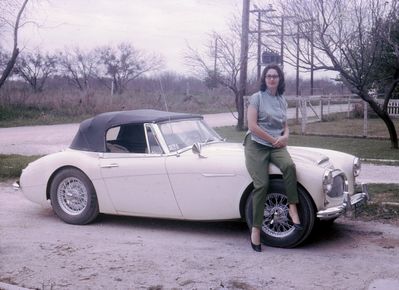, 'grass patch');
0,154,41,180
356,183,399,222
290,117,399,139
0,105,90,127
215,126,399,161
